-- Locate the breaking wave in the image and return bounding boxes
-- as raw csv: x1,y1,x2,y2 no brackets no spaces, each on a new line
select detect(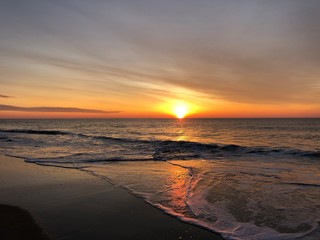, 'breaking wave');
1,128,319,161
